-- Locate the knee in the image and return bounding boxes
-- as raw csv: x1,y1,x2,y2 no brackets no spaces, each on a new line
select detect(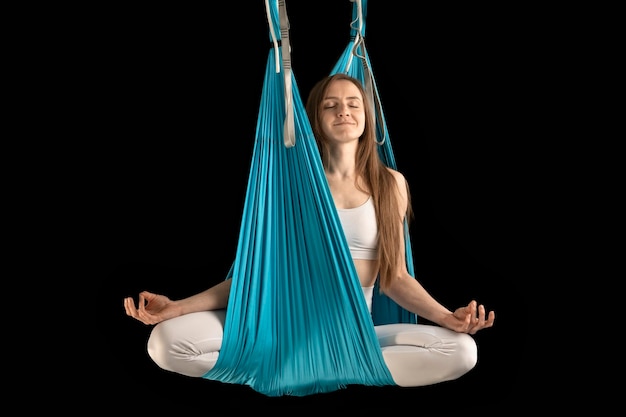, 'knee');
145,312,224,378
456,333,478,373
146,322,181,373
146,321,207,377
